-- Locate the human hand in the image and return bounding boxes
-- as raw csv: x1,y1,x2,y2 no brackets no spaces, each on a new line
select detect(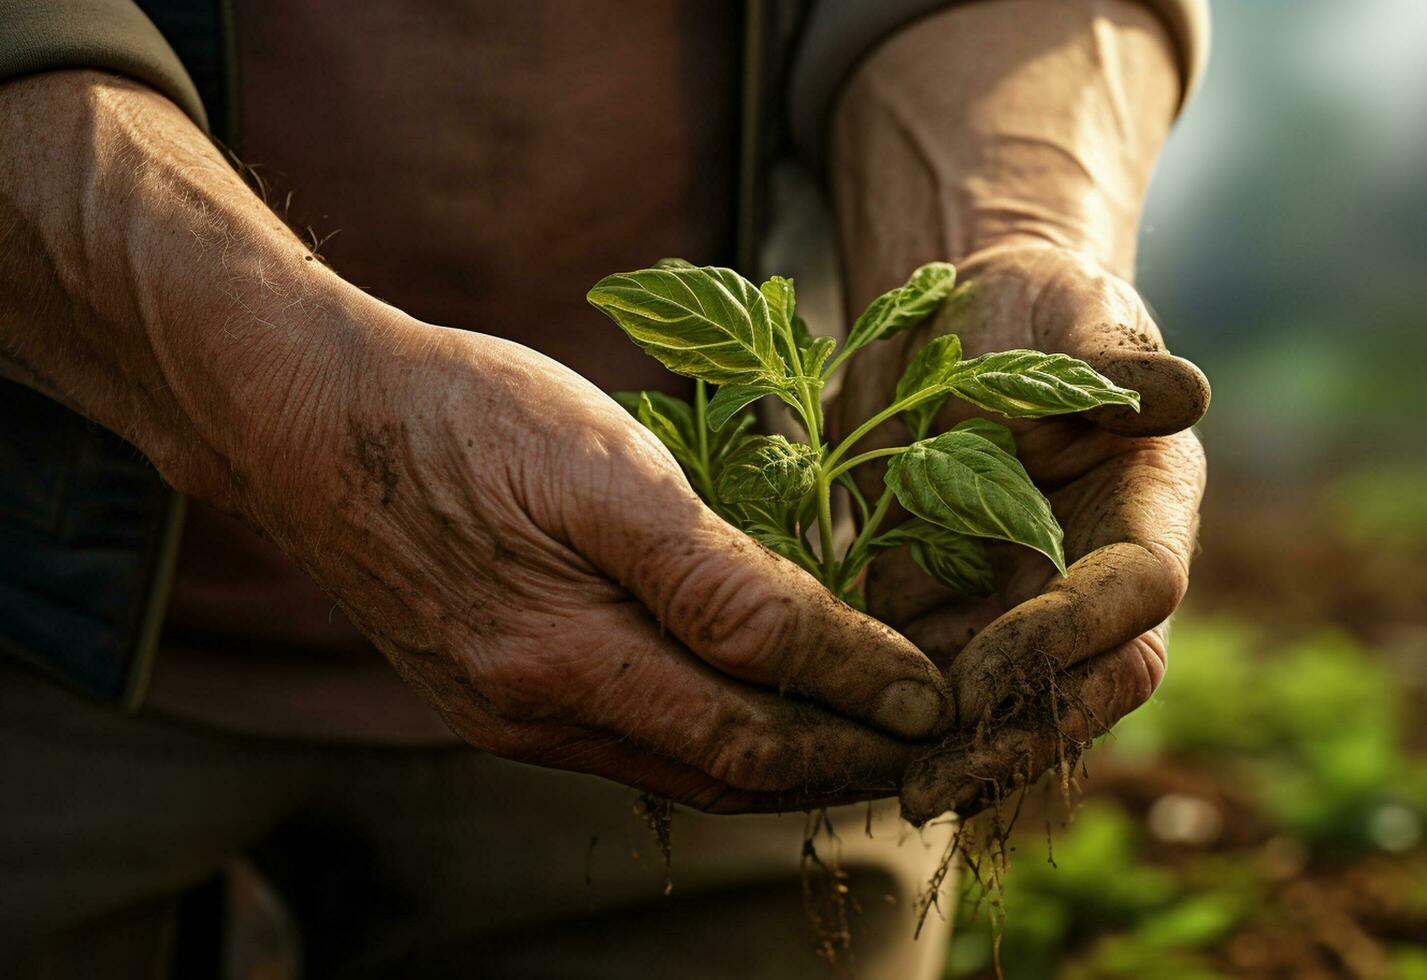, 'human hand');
233,309,950,813
830,244,1209,822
